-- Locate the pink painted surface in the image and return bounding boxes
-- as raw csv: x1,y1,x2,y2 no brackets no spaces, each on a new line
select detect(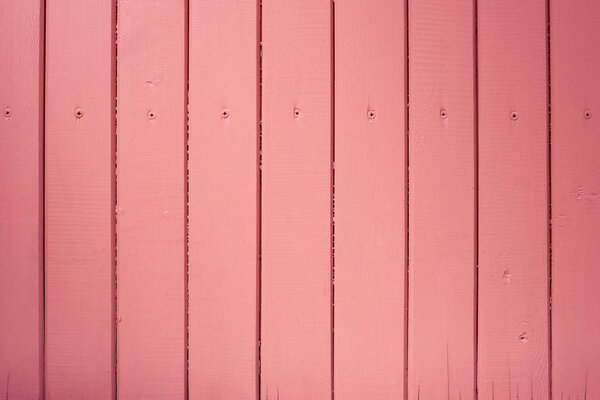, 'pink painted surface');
408,0,476,398
44,0,115,398
261,1,332,399
334,0,406,399
116,0,186,398
477,1,549,399
0,0,43,398
3,1,600,397
188,0,258,399
551,0,600,398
